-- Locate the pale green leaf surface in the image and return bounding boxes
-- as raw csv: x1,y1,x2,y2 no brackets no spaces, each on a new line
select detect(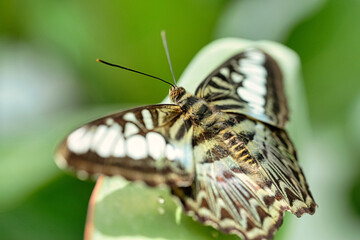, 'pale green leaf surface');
90,177,239,240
